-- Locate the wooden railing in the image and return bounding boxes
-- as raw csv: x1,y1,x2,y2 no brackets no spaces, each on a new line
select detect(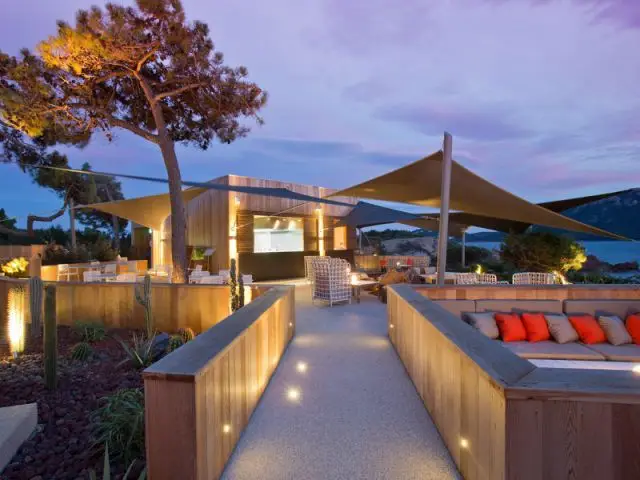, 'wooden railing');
388,285,640,480
143,285,295,480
